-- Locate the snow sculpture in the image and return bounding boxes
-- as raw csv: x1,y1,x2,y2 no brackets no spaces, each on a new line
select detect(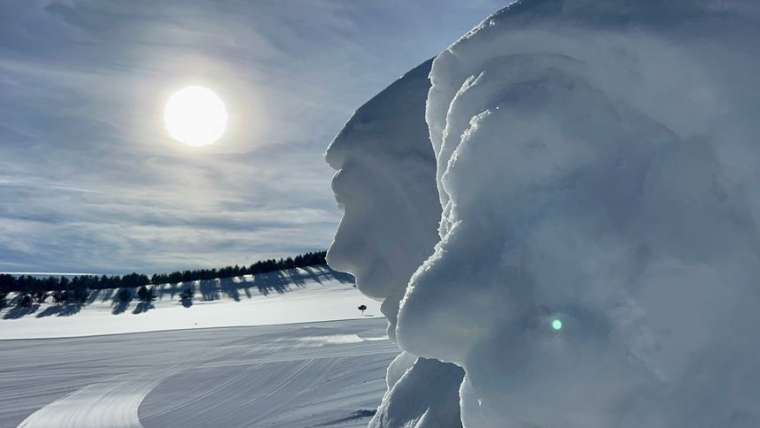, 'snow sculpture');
326,60,464,427
396,0,760,427
326,60,439,339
